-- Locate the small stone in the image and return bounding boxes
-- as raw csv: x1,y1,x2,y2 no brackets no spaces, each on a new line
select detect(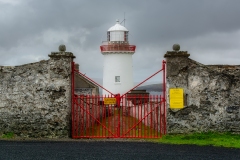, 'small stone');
59,45,66,52
173,44,180,51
